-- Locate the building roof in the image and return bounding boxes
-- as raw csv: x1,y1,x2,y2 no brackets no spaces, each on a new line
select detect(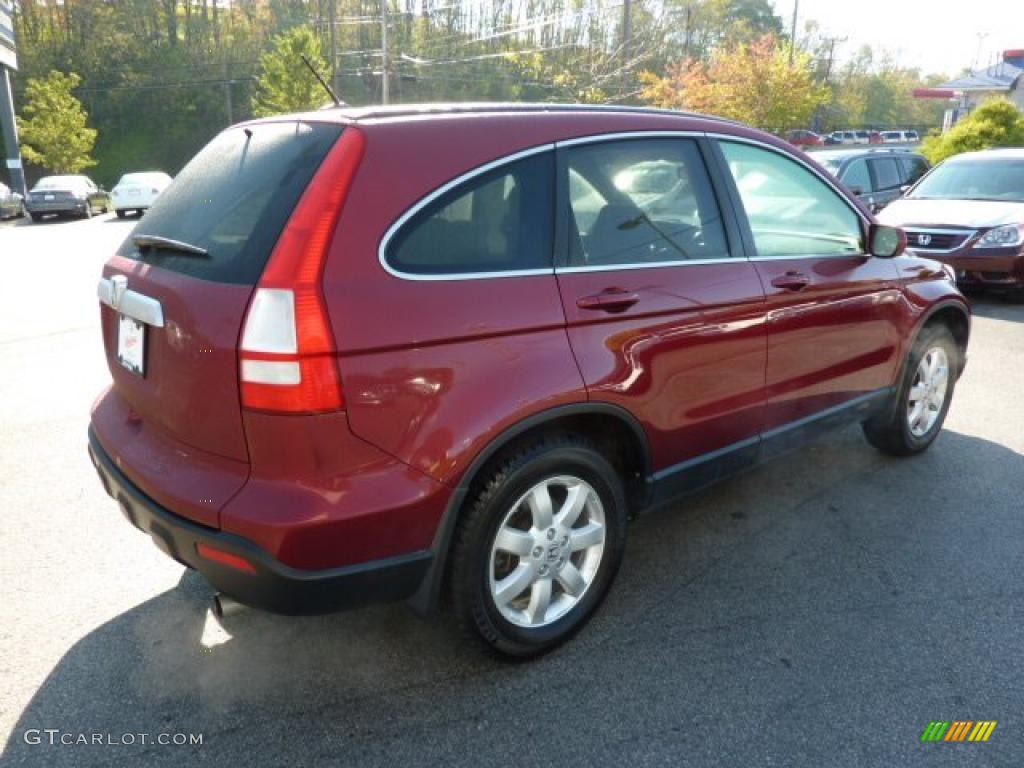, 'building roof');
940,60,1023,92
